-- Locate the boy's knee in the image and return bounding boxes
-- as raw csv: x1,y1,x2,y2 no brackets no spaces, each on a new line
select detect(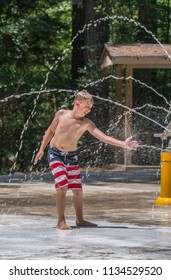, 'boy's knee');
72,189,82,196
